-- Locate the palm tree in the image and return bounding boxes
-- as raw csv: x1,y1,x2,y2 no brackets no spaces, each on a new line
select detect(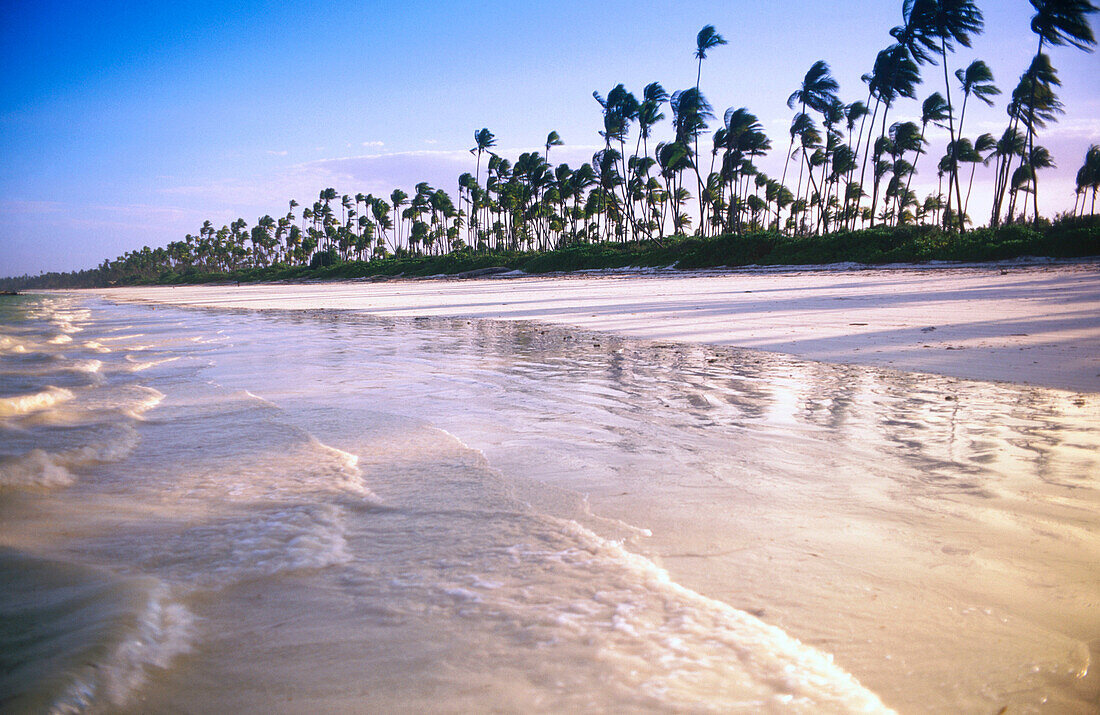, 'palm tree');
390,189,408,251
470,128,496,243
954,60,999,222
888,121,924,221
990,126,1027,225
670,88,714,235
864,45,921,226
1076,144,1100,214
783,61,840,204
695,25,727,90
907,0,985,231
1021,0,1097,223
693,26,726,233
963,132,997,218
1005,54,1064,223
544,131,563,165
